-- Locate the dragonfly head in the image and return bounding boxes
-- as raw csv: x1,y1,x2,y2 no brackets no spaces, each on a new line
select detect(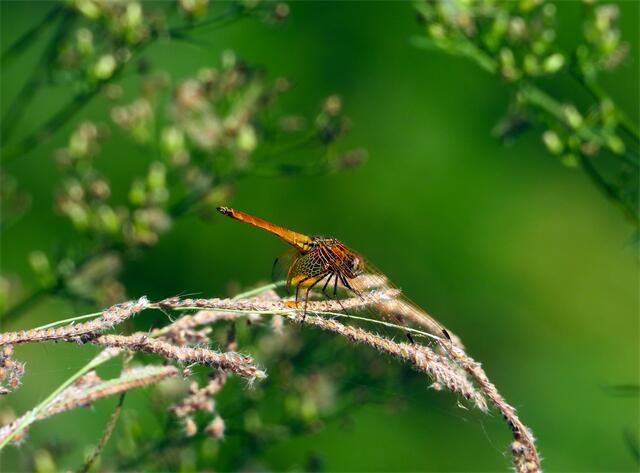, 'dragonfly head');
347,254,362,274
339,249,364,279
312,237,363,277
